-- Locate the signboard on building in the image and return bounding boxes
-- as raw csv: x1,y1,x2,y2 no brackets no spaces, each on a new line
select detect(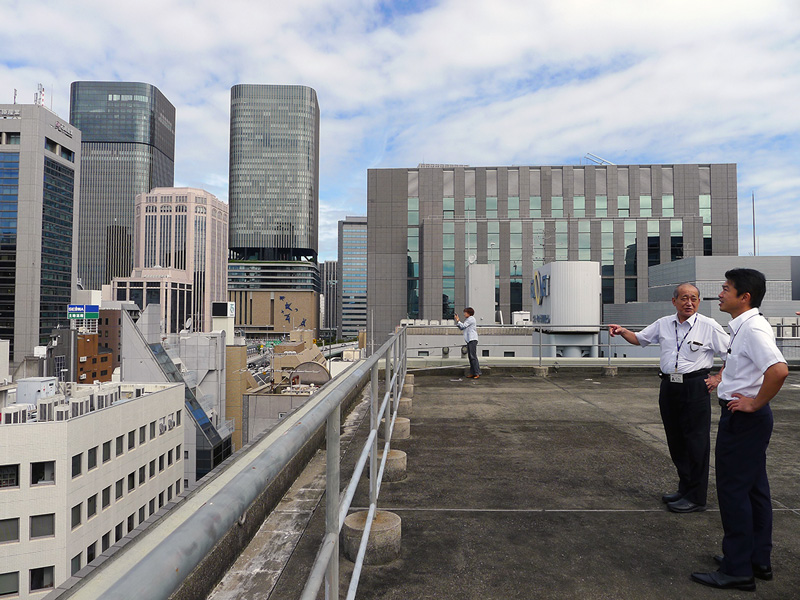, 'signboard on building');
67,305,99,320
